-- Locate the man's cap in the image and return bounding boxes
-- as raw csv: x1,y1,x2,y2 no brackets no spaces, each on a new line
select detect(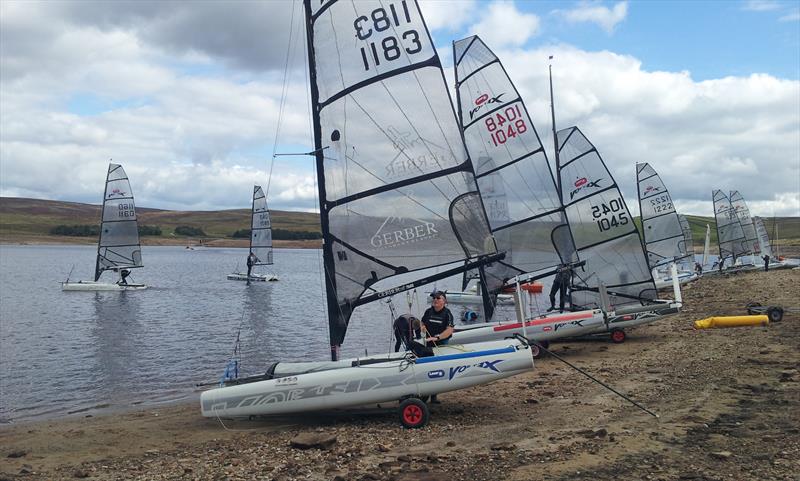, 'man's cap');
430,290,447,299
